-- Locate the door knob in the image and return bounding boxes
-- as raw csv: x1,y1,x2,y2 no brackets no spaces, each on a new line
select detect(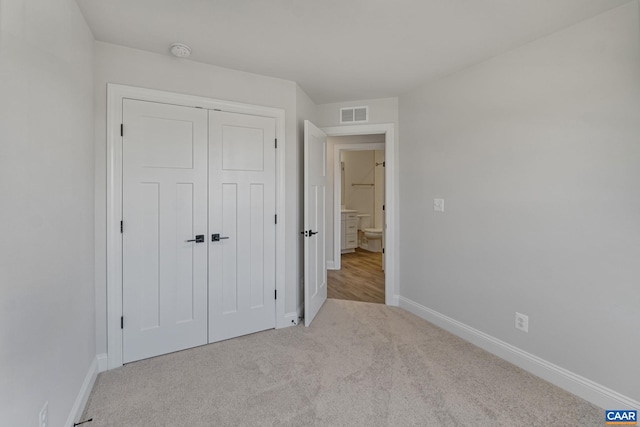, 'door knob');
309,230,318,236
186,235,205,243
212,233,230,242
